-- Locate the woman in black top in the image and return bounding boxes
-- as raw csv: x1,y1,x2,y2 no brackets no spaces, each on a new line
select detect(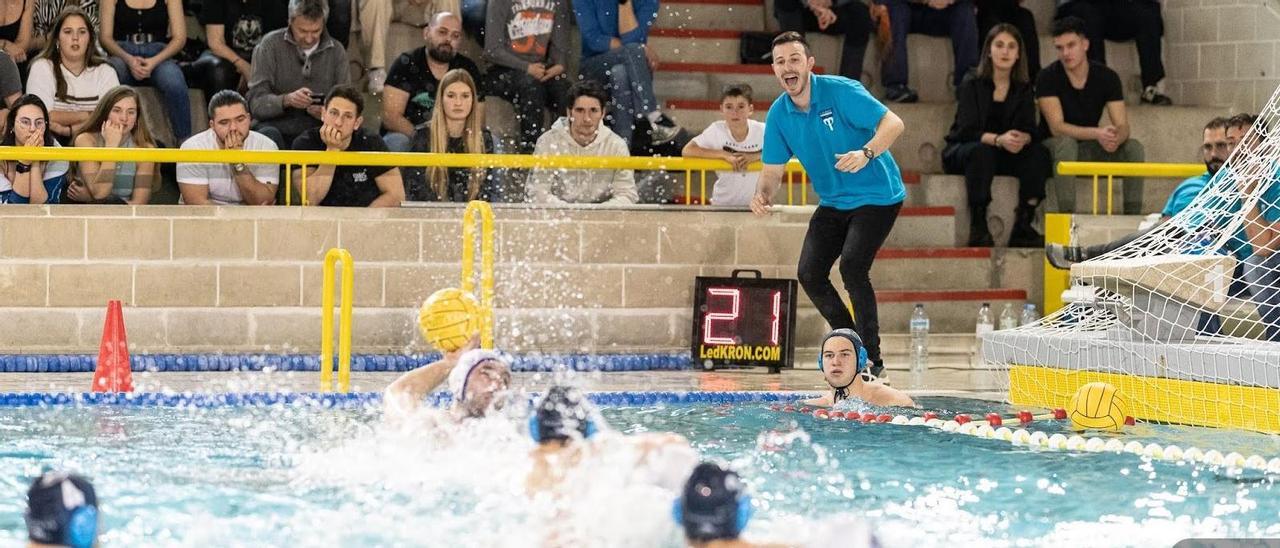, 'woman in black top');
942,23,1050,247
405,69,499,202
100,0,190,140
0,0,32,64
